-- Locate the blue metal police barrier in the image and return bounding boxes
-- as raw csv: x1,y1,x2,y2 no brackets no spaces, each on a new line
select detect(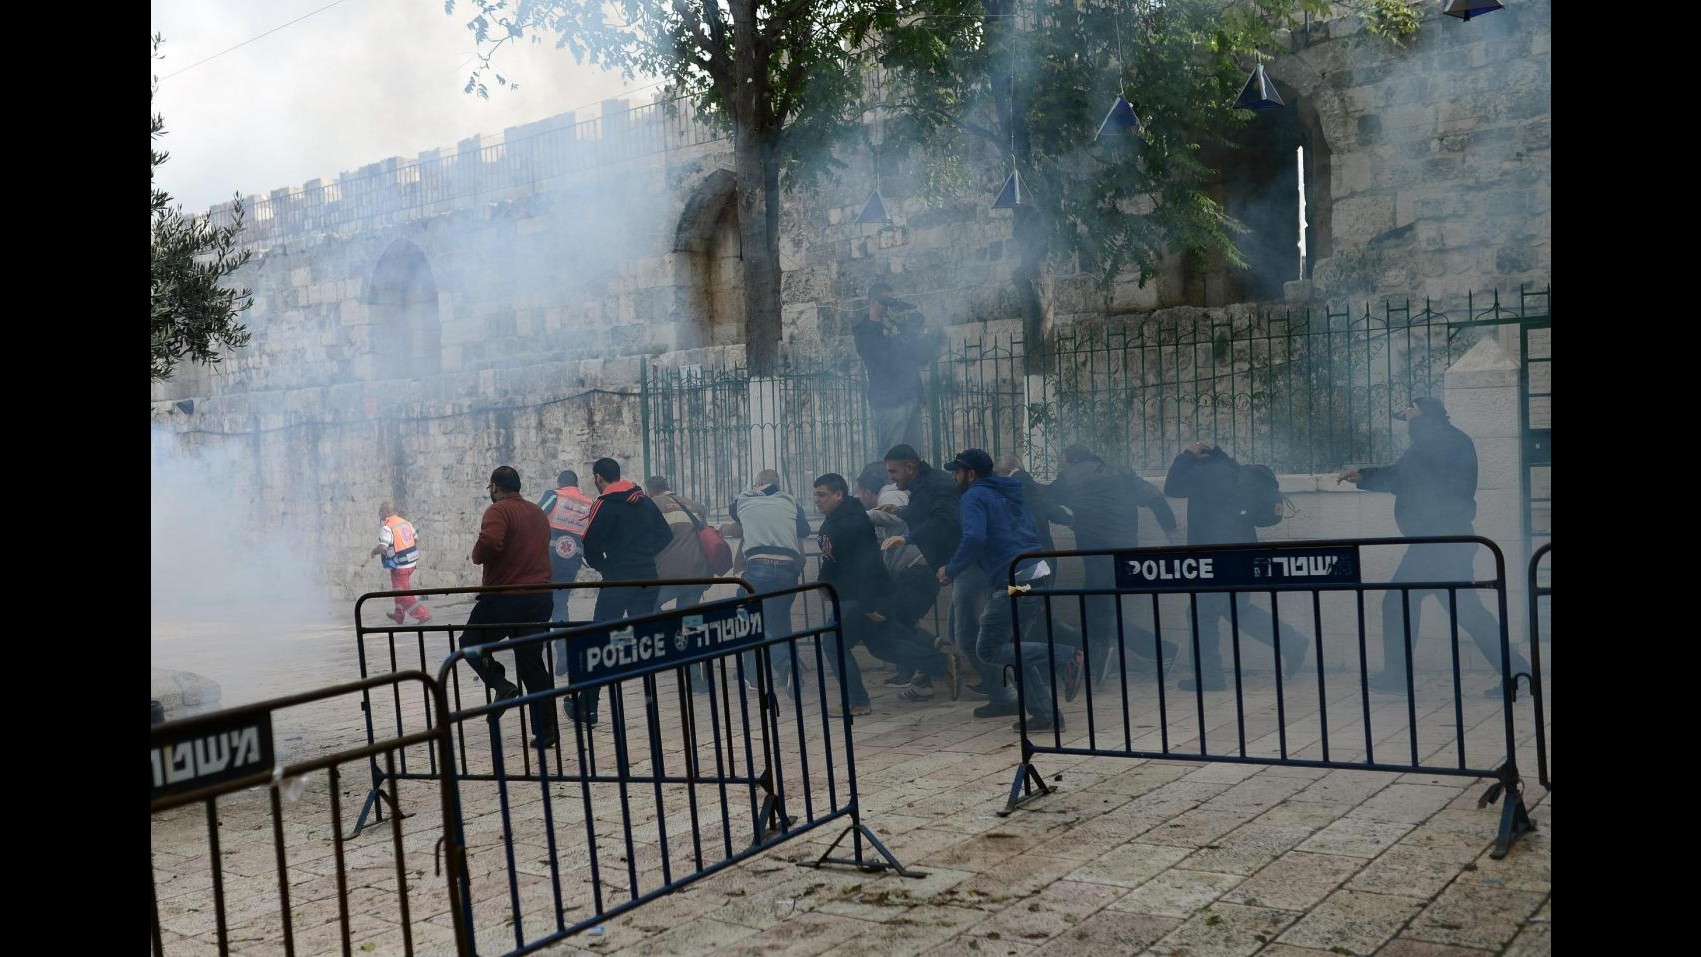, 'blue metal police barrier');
999,536,1537,859
349,577,752,837
1527,543,1551,789
434,582,921,956
150,672,472,956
